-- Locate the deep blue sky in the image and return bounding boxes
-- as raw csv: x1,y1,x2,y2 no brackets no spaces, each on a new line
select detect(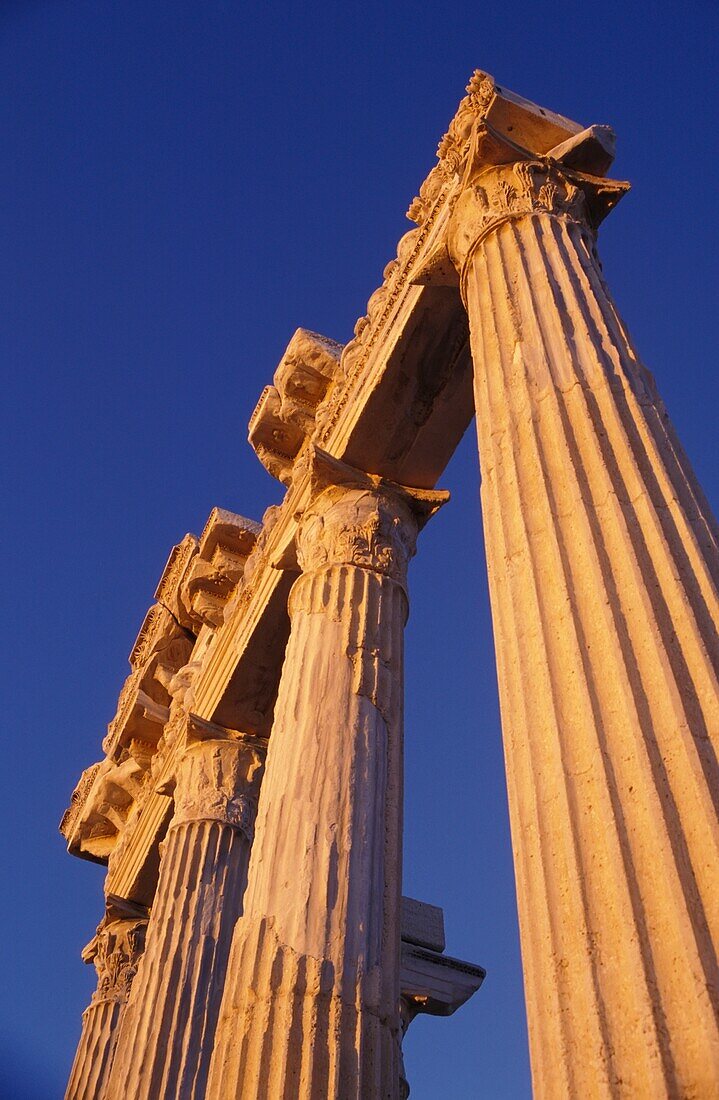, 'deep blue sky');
2,2,718,1097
